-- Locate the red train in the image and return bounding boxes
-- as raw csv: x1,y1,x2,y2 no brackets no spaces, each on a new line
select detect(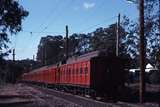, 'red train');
21,51,125,97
